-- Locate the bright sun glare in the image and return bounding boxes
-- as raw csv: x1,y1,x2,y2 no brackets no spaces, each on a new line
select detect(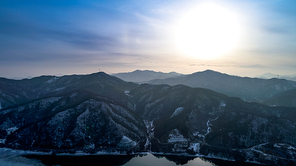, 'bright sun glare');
174,2,242,60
